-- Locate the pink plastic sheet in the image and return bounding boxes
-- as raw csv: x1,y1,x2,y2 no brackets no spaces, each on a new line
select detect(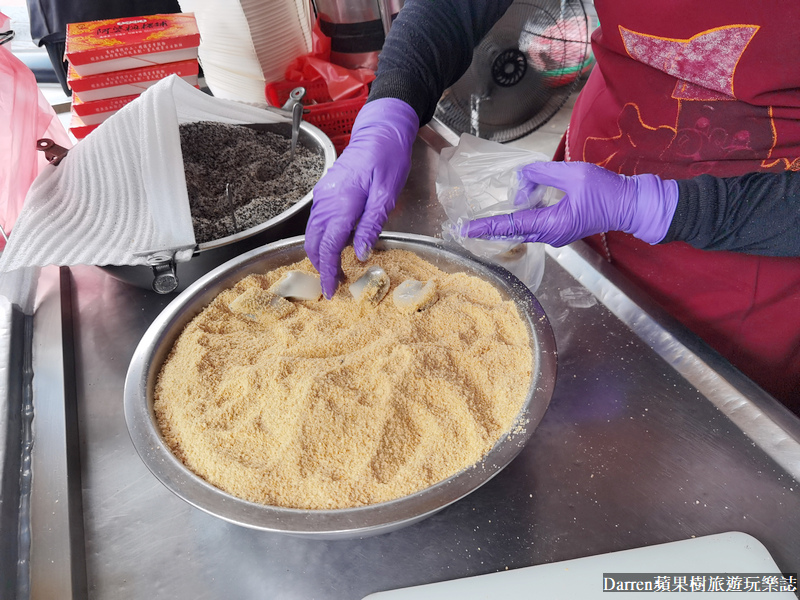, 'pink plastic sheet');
0,12,72,249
